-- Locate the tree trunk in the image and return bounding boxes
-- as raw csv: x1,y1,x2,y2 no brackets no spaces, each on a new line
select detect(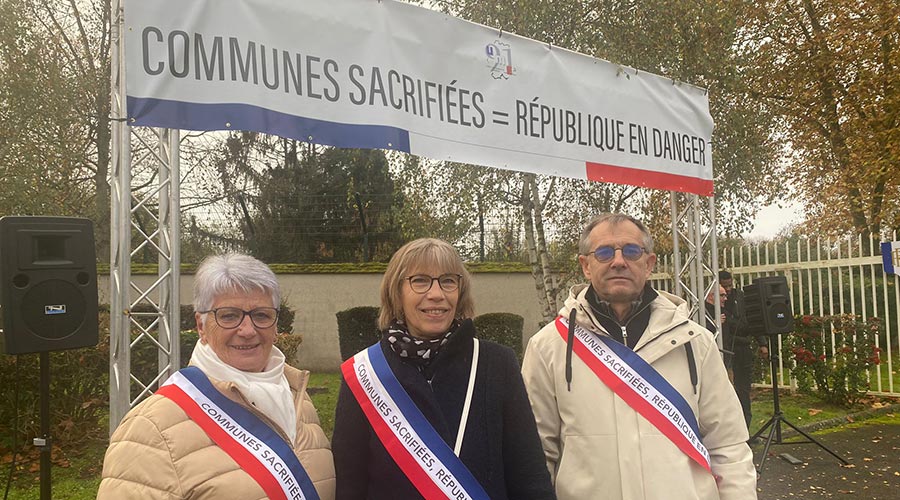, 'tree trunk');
530,177,558,318
521,174,555,323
